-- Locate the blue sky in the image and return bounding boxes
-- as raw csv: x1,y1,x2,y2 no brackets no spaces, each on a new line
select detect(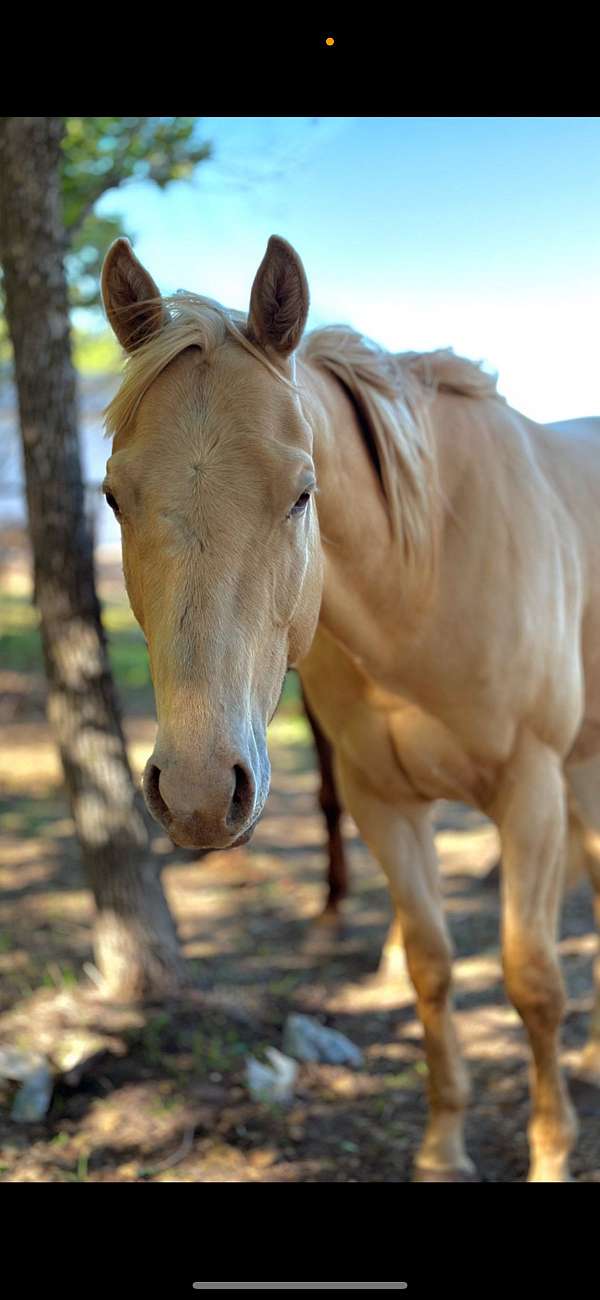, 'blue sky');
95,116,600,422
